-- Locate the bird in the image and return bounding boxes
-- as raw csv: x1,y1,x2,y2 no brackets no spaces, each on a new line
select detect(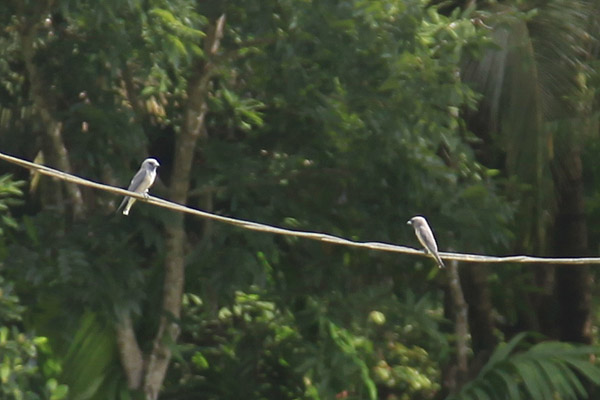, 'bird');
407,216,445,268
117,158,160,216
